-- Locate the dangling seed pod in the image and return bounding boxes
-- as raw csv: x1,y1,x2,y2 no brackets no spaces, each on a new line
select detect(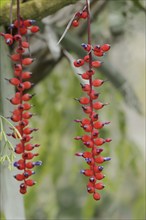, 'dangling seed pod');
0,0,41,194
72,0,112,201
